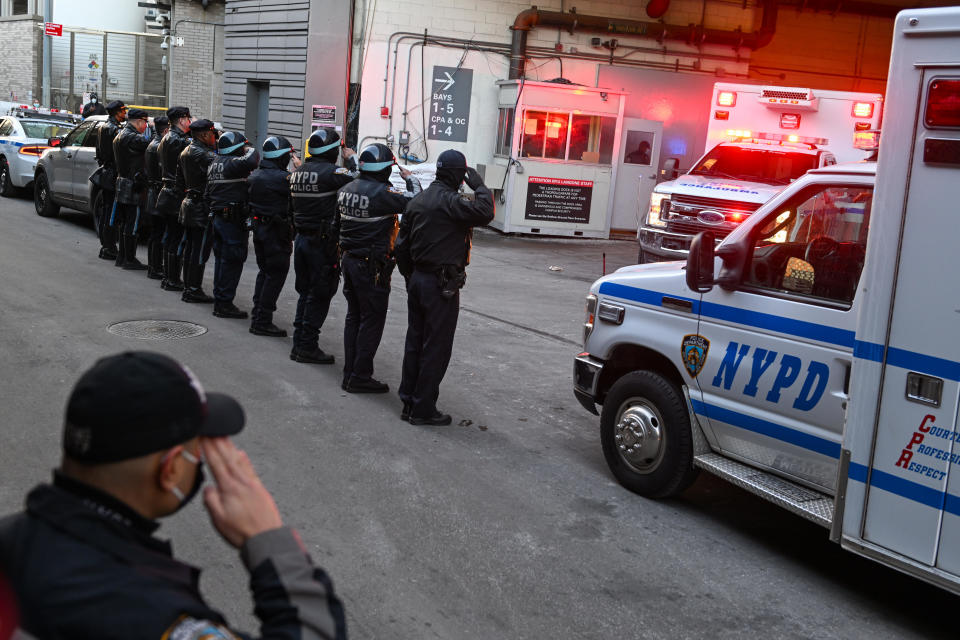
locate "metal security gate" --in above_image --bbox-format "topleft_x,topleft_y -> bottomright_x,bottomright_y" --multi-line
46,27 -> 166,113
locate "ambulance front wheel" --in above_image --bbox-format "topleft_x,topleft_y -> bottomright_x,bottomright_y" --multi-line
600,371 -> 699,498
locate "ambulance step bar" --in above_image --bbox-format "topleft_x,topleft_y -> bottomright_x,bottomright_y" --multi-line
693,453 -> 835,528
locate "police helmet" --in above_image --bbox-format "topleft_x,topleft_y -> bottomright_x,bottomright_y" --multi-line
307,128 -> 341,159
262,136 -> 292,163
358,143 -> 395,173
218,131 -> 248,155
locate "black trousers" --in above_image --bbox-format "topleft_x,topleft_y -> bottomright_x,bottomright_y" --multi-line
341,253 -> 390,383
398,269 -> 460,419
182,224 -> 213,267
117,202 -> 142,239
148,213 -> 166,251
162,214 -> 184,255
212,217 -> 249,304
251,217 -> 292,326
97,189 -> 117,250
293,233 -> 339,350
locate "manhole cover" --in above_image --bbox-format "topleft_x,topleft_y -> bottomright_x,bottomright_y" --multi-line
106,320 -> 207,341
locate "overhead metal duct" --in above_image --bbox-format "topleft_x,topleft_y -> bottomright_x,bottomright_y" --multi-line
508,1 -> 779,79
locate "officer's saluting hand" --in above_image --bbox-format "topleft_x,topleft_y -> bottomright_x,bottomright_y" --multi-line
0,351 -> 346,639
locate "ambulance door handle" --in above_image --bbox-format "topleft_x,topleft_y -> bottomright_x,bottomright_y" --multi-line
662,296 -> 692,313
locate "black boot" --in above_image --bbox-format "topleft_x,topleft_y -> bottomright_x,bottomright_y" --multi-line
400,402 -> 411,421
146,242 -> 164,280
114,228 -> 126,267
161,252 -> 184,291
345,377 -> 390,394
289,346 -> 335,364
120,236 -> 147,271
213,302 -> 249,319
250,321 -> 288,337
409,410 -> 452,426
181,264 -> 214,303
98,246 -> 118,260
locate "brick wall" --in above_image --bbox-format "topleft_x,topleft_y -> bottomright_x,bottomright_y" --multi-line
0,16 -> 41,103
171,0 -> 225,122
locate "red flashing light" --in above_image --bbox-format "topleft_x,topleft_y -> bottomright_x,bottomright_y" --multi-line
714,110 -> 729,120
852,102 -> 874,118
727,212 -> 743,223
925,79 -> 960,128
717,91 -> 736,107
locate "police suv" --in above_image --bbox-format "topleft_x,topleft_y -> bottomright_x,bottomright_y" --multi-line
575,6 -> 960,594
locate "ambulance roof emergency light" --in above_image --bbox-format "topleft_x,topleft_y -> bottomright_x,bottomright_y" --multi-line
727,130 -> 829,147
717,91 -> 737,107
852,102 -> 874,118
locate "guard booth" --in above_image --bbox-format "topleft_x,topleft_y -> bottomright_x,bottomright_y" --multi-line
484,81 -> 637,239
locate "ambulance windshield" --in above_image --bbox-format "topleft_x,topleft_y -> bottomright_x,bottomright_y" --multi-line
690,146 -> 818,185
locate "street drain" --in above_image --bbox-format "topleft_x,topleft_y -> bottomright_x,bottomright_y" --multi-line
106,320 -> 207,341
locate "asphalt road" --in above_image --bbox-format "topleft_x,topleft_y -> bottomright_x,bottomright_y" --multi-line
0,192 -> 955,639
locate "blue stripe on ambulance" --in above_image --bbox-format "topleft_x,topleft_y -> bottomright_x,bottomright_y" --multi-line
600,282 -> 960,514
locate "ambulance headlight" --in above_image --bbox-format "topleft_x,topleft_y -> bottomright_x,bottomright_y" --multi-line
584,294 -> 597,345
647,192 -> 670,228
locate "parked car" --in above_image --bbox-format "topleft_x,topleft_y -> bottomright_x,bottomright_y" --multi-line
33,115 -> 106,219
0,108 -> 79,197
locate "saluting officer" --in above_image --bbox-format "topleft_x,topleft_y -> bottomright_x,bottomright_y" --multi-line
156,106 -> 193,292
208,131 -> 259,320
288,128 -> 358,365
144,115 -> 169,280
111,108 -> 151,270
394,150 -> 494,425
247,136 -> 299,338
93,100 -> 126,261
337,143 -> 421,393
177,119 -> 218,304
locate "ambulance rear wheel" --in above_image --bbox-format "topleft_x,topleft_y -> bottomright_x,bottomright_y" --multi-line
600,371 -> 698,498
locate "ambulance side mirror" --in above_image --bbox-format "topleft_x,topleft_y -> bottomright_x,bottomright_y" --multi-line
660,158 -> 680,182
686,232 -> 715,293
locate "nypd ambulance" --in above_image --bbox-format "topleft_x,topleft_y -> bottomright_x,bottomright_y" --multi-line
574,6 -> 960,593
637,82 -> 882,263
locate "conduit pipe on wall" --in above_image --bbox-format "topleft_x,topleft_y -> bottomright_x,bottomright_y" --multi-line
508,1 -> 779,79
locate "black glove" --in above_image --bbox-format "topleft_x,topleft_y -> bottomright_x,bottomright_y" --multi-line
464,167 -> 484,191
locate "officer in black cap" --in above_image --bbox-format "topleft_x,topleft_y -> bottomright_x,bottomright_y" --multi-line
0,351 -> 346,639
208,131 -> 260,319
92,100 -> 126,261
247,135 -> 300,337
178,118 -> 218,303
111,108 -> 151,270
337,143 -> 421,393
156,106 -> 193,292
144,116 -> 169,280
288,128 -> 358,364
394,150 -> 494,425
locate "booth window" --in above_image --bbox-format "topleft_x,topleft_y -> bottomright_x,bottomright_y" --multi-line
521,110 -> 616,164
495,107 -> 514,156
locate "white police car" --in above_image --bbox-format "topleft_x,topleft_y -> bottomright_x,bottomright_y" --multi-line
0,107 -> 79,197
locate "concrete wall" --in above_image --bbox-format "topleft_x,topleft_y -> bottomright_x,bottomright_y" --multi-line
0,15 -> 41,103
171,0 -> 225,121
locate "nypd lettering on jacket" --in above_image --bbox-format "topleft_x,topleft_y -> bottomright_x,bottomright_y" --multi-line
291,167 -> 351,193
710,341 -> 829,411
338,190 -> 372,217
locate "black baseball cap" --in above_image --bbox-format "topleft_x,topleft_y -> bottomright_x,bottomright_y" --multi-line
436,149 -> 467,169
189,119 -> 215,133
63,351 -> 245,464
105,100 -> 125,113
167,106 -> 191,120
126,108 -> 149,120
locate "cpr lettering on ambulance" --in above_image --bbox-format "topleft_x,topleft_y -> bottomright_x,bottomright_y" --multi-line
894,414 -> 960,480
524,177 -> 593,224
428,66 -> 472,143
709,341 -> 830,411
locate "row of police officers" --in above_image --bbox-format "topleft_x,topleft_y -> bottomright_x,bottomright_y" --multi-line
89,103 -> 494,425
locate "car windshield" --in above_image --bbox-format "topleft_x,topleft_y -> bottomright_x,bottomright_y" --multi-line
20,120 -> 71,140
689,146 -> 819,185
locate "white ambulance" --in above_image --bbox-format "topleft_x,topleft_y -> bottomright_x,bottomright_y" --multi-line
574,6 -> 960,593
637,82 -> 882,263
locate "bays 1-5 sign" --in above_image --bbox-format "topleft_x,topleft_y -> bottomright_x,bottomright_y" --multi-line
428,66 -> 472,143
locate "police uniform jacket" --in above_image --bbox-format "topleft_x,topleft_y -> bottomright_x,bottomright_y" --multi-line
0,473 -> 346,639
396,180 -> 495,270
94,115 -> 122,168
207,146 -> 260,212
290,156 -> 358,234
178,139 -> 216,228
156,128 -> 192,215
145,133 -> 163,188
338,174 -> 421,257
113,122 -> 150,181
247,158 -> 291,220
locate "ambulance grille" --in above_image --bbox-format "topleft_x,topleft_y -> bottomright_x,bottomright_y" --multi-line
761,89 -> 812,101
664,195 -> 763,238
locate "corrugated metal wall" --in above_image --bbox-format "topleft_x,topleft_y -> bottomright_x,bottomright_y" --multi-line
222,0 -> 311,147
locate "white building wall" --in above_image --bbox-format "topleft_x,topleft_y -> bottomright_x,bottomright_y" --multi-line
53,0 -> 145,32
354,0 -> 755,166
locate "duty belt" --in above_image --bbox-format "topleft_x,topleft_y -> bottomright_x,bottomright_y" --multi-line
292,189 -> 338,198
340,213 -> 395,223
